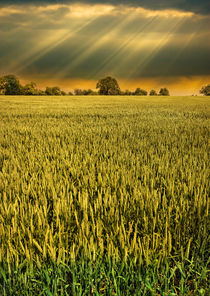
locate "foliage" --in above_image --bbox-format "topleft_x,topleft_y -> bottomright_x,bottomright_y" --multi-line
200,84 -> 210,96
0,257 -> 209,295
23,82 -> 39,95
0,74 -> 177,97
82,89 -> 98,96
0,75 -> 22,95
149,89 -> 158,96
74,88 -> 84,95
122,89 -> 133,95
96,76 -> 121,95
159,88 -> 170,96
74,89 -> 97,95
45,86 -> 64,96
134,88 -> 148,95
0,75 -> 68,96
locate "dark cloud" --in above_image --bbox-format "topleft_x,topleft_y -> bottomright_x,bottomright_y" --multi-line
11,29 -> 209,79
132,44 -> 210,78
0,0 -> 210,15
0,0 -> 209,83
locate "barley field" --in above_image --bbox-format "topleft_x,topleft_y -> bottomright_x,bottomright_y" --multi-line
0,96 -> 209,295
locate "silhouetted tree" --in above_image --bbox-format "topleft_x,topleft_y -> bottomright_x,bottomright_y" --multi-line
84,89 -> 98,95
149,89 -> 158,96
121,89 -> 132,95
45,86 -> 62,95
0,75 -> 22,95
23,82 -> 39,95
74,89 -> 83,95
52,86 -> 62,96
45,87 -> 53,95
96,76 -> 121,95
134,88 -> 147,96
89,90 -> 98,95
200,84 -> 210,96
0,77 -> 5,95
37,89 -> 45,96
159,88 -> 170,96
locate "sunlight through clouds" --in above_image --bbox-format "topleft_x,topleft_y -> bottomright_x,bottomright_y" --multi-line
124,17 -> 188,79
16,17 -> 99,74
0,1 -> 209,94
56,10 -> 138,79
93,13 -> 190,78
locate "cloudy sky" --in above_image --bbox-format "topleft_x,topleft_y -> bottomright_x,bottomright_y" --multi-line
0,0 -> 209,94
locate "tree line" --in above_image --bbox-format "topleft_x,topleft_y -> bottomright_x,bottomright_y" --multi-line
0,75 -> 169,96
0,74 -> 209,96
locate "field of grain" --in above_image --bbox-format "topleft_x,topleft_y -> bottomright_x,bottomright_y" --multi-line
0,96 -> 209,295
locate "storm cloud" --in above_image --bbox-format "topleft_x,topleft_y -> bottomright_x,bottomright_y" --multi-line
0,0 -> 210,15
0,1 -> 209,93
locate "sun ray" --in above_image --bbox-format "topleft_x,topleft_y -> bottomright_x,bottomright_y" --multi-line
55,11 -> 138,79
114,16 -> 189,80
3,30 -> 67,74
91,14 -> 160,78
0,2 -> 208,95
161,31 -> 197,77
14,15 -> 99,75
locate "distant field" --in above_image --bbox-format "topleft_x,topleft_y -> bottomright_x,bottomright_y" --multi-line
0,96 -> 209,295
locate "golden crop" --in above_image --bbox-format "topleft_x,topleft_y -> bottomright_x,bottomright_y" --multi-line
0,95 -> 209,269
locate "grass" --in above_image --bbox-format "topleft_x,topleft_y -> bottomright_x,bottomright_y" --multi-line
0,95 -> 209,295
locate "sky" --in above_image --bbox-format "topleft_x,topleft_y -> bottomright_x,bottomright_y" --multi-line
0,0 -> 210,95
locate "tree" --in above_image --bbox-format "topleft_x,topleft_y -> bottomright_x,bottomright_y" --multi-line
89,90 -> 98,96
52,86 -> 62,96
45,87 -> 53,95
96,76 -> 121,95
122,89 -> 132,96
134,88 -> 147,96
0,75 -> 22,95
149,89 -> 158,96
23,82 -> 39,95
45,86 -> 62,96
159,88 -> 170,96
0,77 -> 5,94
37,89 -> 45,96
83,89 -> 97,95
200,84 -> 210,96
74,89 -> 83,95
